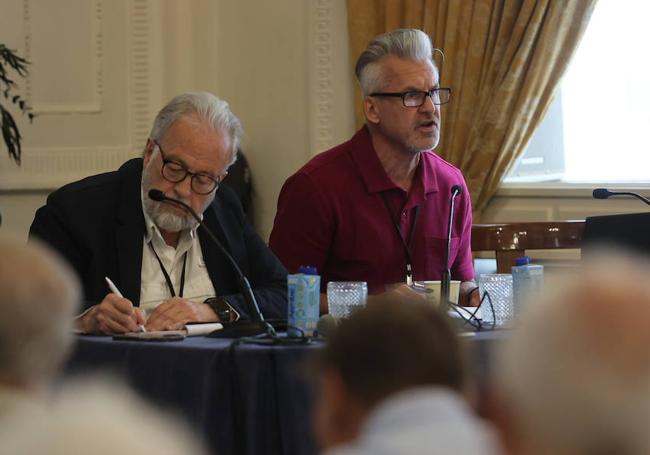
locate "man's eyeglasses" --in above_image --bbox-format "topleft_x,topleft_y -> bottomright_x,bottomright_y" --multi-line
152,140 -> 222,195
369,88 -> 452,107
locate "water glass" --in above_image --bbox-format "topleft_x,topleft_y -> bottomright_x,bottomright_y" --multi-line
327,281 -> 368,319
478,273 -> 513,327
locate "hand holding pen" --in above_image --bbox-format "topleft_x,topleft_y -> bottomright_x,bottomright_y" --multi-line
75,281 -> 146,335
104,277 -> 147,332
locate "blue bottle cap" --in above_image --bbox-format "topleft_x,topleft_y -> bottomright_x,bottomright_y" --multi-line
297,265 -> 318,275
515,256 -> 532,266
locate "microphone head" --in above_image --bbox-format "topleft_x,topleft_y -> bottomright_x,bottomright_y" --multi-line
148,189 -> 166,202
592,188 -> 612,200
451,185 -> 463,196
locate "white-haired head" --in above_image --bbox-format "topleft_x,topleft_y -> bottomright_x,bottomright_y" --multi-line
496,249 -> 650,454
0,377 -> 207,455
0,238 -> 80,387
149,92 -> 242,168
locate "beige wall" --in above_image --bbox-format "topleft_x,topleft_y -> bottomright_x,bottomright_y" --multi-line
0,0 -> 645,244
0,0 -> 355,241
482,185 -> 650,223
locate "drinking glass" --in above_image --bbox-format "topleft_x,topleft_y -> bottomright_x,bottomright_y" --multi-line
327,281 -> 368,319
478,273 -> 513,326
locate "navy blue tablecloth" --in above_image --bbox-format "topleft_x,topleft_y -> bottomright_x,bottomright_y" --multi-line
67,336 -> 324,455
66,330 -> 503,455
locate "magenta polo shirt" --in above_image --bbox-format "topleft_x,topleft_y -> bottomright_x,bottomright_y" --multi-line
269,126 -> 475,294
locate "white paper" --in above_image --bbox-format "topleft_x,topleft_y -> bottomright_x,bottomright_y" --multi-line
184,322 -> 223,336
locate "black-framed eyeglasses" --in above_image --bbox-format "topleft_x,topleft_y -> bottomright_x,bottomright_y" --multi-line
152,140 -> 222,195
369,88 -> 452,107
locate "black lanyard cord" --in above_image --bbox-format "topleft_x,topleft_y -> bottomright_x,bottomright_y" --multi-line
148,242 -> 187,298
380,194 -> 421,283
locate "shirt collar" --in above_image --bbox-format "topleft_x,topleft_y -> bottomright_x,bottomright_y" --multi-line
419,151 -> 440,195
349,125 -> 439,197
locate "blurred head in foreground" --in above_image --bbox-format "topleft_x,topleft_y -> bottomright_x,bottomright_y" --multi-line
0,377 -> 207,455
0,237 -> 80,390
314,298 -> 499,454
495,250 -> 650,455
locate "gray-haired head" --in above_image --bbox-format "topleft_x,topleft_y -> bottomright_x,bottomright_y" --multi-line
355,29 -> 437,95
0,377 -> 208,455
0,238 -> 80,387
149,92 -> 243,167
496,250 -> 650,454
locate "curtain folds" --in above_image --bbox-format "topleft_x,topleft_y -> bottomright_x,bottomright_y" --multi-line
347,0 -> 597,216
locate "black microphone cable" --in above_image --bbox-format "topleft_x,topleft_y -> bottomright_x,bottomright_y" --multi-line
446,289 -> 496,331
148,189 -> 310,345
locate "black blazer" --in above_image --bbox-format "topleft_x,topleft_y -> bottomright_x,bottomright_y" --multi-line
29,158 -> 287,320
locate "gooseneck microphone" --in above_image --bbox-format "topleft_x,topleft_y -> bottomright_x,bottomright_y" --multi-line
440,185 -> 462,310
593,188 -> 650,206
148,189 -> 274,338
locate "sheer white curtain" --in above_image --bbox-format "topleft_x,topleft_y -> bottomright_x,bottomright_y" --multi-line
563,0 -> 650,182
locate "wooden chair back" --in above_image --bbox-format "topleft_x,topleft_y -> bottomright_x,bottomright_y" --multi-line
471,221 -> 585,273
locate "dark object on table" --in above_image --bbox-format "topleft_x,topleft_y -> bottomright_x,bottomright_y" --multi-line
583,212 -> 650,256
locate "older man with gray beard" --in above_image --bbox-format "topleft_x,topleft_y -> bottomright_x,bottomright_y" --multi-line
30,92 -> 287,335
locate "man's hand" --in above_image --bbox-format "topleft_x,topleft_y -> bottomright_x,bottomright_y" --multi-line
145,297 -> 217,331
76,293 -> 146,335
460,281 -> 480,307
367,283 -> 428,305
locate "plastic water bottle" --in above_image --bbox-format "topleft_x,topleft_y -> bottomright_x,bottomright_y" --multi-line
511,256 -> 544,316
287,266 -> 320,338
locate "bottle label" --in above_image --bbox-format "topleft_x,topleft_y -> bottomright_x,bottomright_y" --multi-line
287,274 -> 320,337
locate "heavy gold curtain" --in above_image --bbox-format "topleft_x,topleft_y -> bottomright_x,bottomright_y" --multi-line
347,0 -> 596,216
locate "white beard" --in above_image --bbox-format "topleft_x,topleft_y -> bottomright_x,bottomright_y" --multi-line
142,195 -> 198,232
141,154 -> 203,233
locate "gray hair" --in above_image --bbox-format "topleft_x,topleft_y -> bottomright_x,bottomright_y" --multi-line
0,377 -> 207,454
355,29 -> 437,95
150,92 -> 243,167
496,251 -> 650,454
0,238 -> 80,386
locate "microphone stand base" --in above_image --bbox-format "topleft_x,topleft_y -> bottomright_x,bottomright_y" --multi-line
207,321 -> 269,338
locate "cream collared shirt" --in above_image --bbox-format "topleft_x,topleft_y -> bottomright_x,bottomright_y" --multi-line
140,207 -> 216,316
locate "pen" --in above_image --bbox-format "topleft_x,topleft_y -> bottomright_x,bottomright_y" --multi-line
104,277 -> 146,333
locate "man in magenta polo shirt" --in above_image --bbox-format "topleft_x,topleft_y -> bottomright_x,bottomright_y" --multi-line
270,29 -> 478,310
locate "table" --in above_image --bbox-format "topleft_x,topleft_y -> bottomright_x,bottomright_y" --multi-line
67,335 -> 324,455
66,331 -> 503,455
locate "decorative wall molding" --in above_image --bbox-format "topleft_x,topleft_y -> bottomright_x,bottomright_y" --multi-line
128,0 -> 161,152
22,0 -> 32,108
0,146 -> 134,190
0,0 -> 165,191
94,0 -> 104,100
309,0 -> 334,156
23,0 -> 103,114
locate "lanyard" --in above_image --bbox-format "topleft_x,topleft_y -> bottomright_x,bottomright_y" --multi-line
380,194 -> 421,285
148,242 -> 187,298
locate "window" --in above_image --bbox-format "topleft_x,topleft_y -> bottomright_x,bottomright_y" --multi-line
506,0 -> 650,184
